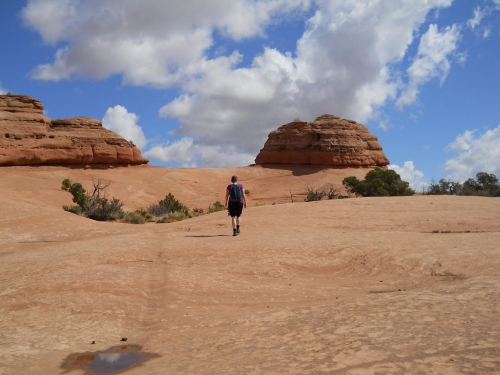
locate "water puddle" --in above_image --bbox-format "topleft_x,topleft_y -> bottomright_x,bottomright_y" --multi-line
61,345 -> 159,375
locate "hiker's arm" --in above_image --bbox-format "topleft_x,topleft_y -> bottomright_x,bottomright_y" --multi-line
224,189 -> 229,208
242,190 -> 247,208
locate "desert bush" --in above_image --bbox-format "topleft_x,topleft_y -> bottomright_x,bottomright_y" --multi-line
61,179 -> 88,208
305,185 -> 325,201
207,201 -> 225,213
61,179 -> 125,221
147,203 -> 170,216
244,189 -> 250,195
426,179 -> 462,195
458,172 -> 499,197
160,193 -> 190,215
122,212 -> 146,224
155,210 -> 192,223
324,183 -> 340,199
342,168 -> 415,197
63,205 -> 83,215
193,207 -> 204,215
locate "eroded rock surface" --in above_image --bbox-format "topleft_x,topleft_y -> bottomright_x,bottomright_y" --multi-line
0,94 -> 148,166
255,114 -> 389,167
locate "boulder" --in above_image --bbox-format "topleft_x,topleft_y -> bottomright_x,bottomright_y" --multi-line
255,114 -> 389,167
0,94 -> 148,166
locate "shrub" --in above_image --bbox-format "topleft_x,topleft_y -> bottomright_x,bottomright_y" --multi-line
61,179 -> 125,221
244,189 -> 250,195
342,168 -> 415,197
324,183 -> 340,199
160,193 -> 190,215
458,172 -> 499,197
63,205 -> 83,215
426,179 -> 462,195
305,185 -> 325,202
61,179 -> 88,208
207,201 -> 225,213
122,212 -> 146,224
193,207 -> 204,215
147,203 -> 170,216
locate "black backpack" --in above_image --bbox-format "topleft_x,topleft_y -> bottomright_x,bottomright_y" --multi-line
229,184 -> 242,202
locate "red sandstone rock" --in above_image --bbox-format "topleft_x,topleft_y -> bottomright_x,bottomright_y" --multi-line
255,114 -> 389,167
0,94 -> 148,166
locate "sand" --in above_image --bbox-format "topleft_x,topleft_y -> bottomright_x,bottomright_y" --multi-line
0,165 -> 499,374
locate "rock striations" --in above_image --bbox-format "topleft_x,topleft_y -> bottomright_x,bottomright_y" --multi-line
255,114 -> 389,168
0,94 -> 148,166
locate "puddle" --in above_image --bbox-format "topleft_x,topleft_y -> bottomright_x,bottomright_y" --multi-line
61,345 -> 159,375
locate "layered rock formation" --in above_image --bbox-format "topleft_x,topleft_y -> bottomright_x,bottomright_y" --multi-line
255,114 -> 389,167
0,94 -> 148,166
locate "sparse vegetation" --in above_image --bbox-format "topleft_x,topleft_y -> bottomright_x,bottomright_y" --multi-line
305,185 -> 325,202
425,172 -> 500,197
207,201 -> 225,213
244,189 -> 250,195
342,168 -> 415,197
62,178 -> 126,221
304,183 -> 343,202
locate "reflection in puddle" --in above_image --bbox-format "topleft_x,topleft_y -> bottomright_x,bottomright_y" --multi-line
61,345 -> 158,375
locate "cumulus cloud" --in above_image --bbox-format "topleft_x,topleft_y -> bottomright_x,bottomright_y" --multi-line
397,23 -> 461,108
23,0 -> 457,166
143,138 -> 255,167
102,105 -> 147,150
389,161 -> 427,191
0,82 -> 7,95
444,125 -> 500,181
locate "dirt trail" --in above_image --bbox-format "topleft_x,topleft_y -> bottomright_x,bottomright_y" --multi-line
0,165 -> 499,374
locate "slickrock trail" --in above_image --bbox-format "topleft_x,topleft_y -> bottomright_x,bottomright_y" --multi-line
1,165 -> 499,374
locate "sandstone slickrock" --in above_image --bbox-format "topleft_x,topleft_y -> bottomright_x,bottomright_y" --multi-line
0,94 -> 148,166
255,114 -> 389,167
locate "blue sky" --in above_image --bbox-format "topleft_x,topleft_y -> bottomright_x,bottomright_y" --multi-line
1,0 -> 499,187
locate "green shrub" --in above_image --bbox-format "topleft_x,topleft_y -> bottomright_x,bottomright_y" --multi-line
193,207 -> 204,215
207,201 -> 225,213
457,172 -> 499,197
147,203 -> 170,216
61,179 -> 88,208
426,179 -> 462,195
342,168 -> 415,197
244,189 -> 250,195
160,193 -> 190,215
61,179 -> 125,222
63,205 -> 83,215
122,212 -> 146,224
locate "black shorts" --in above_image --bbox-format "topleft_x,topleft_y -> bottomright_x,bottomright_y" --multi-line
228,201 -> 243,217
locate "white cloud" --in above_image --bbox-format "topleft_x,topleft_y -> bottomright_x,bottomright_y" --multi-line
389,161 -> 427,191
144,137 -> 255,167
0,82 -> 7,95
102,105 -> 147,150
444,125 -> 500,181
397,23 -> 461,108
467,7 -> 487,30
23,0 -> 457,166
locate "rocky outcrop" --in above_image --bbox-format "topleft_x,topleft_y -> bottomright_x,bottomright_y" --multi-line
255,114 -> 389,167
0,94 -> 148,166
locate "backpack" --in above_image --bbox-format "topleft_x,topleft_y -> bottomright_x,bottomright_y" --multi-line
229,184 -> 243,202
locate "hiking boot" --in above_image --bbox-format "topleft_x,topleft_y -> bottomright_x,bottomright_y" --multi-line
233,230 -> 238,236
236,227 -> 240,234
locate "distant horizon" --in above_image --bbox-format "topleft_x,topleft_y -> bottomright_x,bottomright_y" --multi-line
1,0 -> 499,188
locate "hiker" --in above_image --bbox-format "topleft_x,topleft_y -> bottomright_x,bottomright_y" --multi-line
225,175 -> 247,236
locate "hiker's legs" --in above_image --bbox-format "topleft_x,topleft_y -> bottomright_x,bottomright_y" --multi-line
231,216 -> 237,229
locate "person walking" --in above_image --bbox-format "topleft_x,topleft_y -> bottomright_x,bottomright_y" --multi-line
225,175 -> 247,236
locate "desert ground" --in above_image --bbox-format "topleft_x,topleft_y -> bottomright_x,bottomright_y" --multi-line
1,164 -> 499,374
